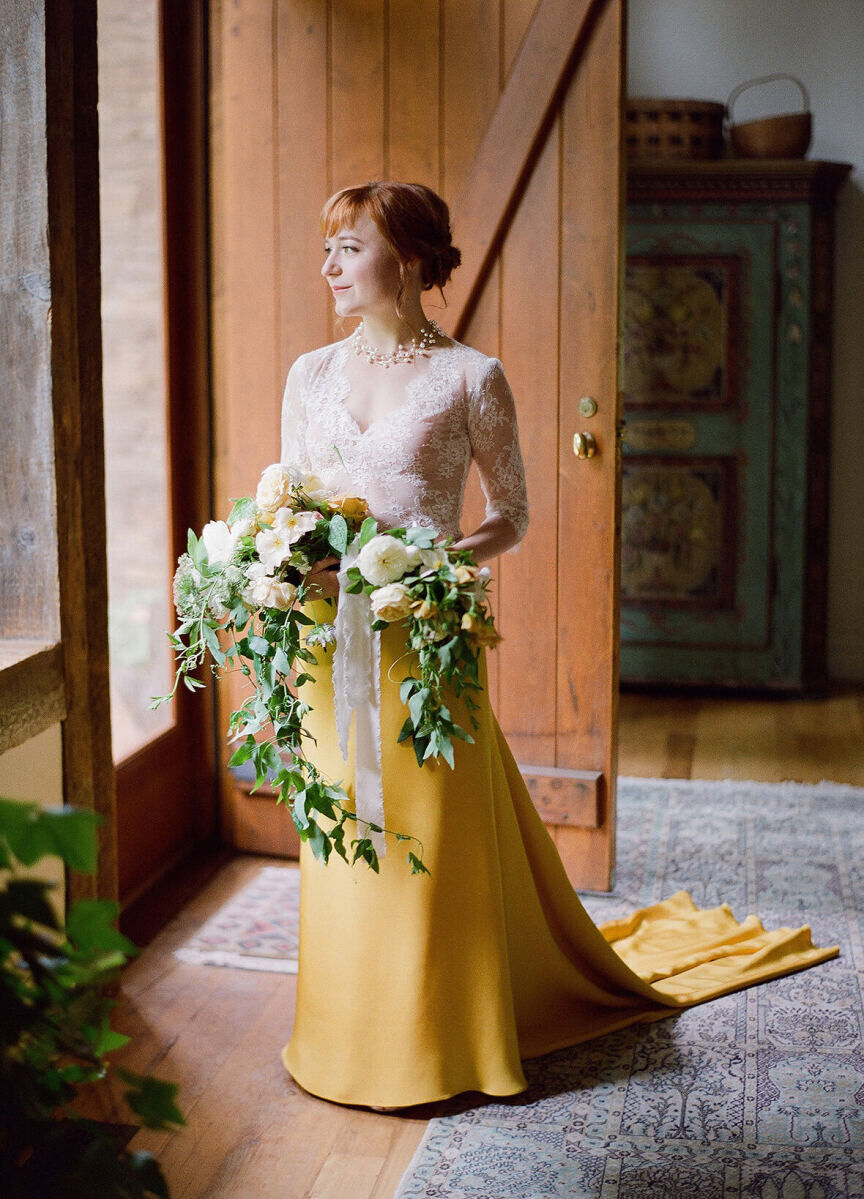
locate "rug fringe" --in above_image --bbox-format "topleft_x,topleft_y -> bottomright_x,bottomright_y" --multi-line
174,948 -> 298,974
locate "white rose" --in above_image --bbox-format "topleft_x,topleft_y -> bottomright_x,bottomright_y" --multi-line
255,508 -> 320,570
256,463 -> 301,512
201,520 -> 237,565
369,582 -> 414,622
356,534 -> 412,586
404,544 -> 422,567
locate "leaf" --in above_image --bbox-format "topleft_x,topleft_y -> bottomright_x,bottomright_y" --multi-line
4,878 -> 60,929
248,635 -> 270,655
408,852 -> 430,876
405,526 -> 437,547
201,622 -> 225,665
272,646 -> 292,675
228,738 -> 255,767
358,516 -> 379,546
407,687 -> 431,727
84,1018 -> 131,1055
399,678 -> 417,705
0,801 -> 100,872
118,1069 -> 186,1130
396,717 -> 415,744
327,512 -> 349,554
227,494 -> 257,524
65,900 -> 137,957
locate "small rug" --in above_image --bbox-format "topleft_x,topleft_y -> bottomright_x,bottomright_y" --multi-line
396,777 -> 864,1199
175,864 -> 300,973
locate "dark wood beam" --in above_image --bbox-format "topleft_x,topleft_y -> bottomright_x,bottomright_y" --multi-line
45,0 -> 117,903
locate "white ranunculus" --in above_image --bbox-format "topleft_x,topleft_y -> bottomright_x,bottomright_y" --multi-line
201,520 -> 237,565
229,516 -> 257,538
419,545 -> 451,573
356,534 -> 412,586
243,562 -> 297,612
256,463 -> 302,512
404,544 -> 422,567
369,582 -> 413,622
259,577 -> 298,611
255,508 -> 320,570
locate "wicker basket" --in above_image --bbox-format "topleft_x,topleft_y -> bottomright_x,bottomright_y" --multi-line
626,98 -> 725,161
725,75 -> 812,159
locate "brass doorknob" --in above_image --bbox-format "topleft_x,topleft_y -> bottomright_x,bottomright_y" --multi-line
572,431 -> 597,459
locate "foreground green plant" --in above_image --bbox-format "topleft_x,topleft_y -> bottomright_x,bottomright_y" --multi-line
0,797 -> 185,1197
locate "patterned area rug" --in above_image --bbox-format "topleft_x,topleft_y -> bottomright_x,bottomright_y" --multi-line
396,777 -> 864,1199
175,864 -> 300,973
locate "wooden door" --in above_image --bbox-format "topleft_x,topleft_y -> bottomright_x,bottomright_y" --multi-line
210,0 -> 625,889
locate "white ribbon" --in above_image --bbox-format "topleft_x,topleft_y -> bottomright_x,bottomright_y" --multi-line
332,541 -> 385,857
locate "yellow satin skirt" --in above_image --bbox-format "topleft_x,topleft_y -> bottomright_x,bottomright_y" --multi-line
281,607 -> 837,1108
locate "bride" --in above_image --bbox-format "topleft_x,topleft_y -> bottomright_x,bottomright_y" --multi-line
278,180 -> 835,1110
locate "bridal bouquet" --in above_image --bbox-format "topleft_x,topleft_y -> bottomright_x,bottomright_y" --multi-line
154,464 -> 500,875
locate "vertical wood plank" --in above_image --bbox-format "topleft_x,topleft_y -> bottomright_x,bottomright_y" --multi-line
276,0 -> 331,375
502,0 -> 539,80
210,0 -> 281,849
210,0 -> 280,500
441,0 -> 500,199
45,0 -> 117,902
330,0 -> 386,185
496,120 -> 560,763
442,0 -> 502,704
554,0 -> 623,888
388,0 -> 440,185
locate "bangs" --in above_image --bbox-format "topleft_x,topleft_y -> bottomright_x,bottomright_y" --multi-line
320,187 -> 376,239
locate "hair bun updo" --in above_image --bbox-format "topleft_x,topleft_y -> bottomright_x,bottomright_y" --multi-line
321,180 -> 462,307
425,243 -> 462,292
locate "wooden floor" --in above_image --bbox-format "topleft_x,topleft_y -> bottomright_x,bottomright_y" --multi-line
85,687 -> 864,1198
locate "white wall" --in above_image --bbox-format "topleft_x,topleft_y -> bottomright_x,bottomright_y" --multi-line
0,725 -> 65,915
628,0 -> 864,680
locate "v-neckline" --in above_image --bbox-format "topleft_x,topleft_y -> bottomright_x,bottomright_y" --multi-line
332,339 -> 444,437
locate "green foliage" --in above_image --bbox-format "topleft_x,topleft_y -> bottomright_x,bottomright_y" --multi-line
0,800 -> 185,1197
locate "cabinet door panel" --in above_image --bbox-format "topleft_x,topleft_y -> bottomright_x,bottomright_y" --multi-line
621,207 -> 809,687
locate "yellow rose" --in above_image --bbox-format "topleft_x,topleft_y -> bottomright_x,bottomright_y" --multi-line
412,598 -> 439,620
454,564 -> 481,586
369,582 -> 414,622
330,495 -> 369,521
461,611 -> 501,648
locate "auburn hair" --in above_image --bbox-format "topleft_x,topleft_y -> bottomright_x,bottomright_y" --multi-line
320,180 -> 461,314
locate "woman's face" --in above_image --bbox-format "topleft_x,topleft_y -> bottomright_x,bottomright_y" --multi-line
321,213 -> 403,321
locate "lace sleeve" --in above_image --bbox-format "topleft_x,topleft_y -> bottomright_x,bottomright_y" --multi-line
467,358 -> 529,544
280,355 -> 312,470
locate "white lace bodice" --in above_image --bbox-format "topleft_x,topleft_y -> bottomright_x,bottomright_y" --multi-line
279,336 -> 529,543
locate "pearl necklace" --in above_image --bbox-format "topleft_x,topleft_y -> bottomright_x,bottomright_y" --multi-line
352,319 -> 443,368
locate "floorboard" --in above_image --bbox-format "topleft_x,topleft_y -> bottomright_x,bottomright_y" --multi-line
83,687 -> 864,1197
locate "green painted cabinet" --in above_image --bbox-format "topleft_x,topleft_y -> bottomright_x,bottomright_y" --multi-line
620,161 -> 850,689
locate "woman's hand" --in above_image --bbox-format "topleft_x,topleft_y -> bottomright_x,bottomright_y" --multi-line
305,555 -> 341,600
